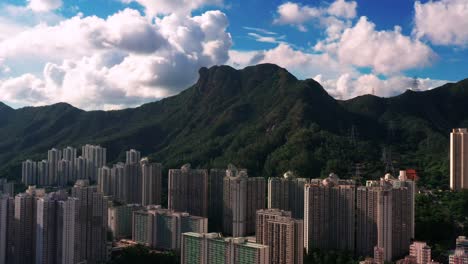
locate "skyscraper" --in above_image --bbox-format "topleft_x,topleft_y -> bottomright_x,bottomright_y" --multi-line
304,174 -> 355,254
56,197 -> 81,264
168,164 -> 209,217
111,163 -> 126,203
48,148 -> 62,186
62,146 -> 77,180
108,204 -> 143,240
35,191 -> 68,264
256,209 -> 303,264
57,159 -> 73,186
181,233 -> 270,264
141,159 -> 162,206
208,168 -> 227,231
268,172 -> 308,219
74,156 -> 89,181
223,169 -> 266,237
37,161 -> 49,187
14,186 -> 46,264
132,206 -> 208,250
126,149 -> 141,164
81,145 -> 106,181
22,160 -> 37,186
0,194 -> 14,264
71,180 -> 108,263
356,175 -> 412,262
124,162 -> 141,204
450,128 -> 468,190
98,166 -> 113,197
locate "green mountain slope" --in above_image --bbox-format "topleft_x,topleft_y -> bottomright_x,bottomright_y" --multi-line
0,64 -> 465,188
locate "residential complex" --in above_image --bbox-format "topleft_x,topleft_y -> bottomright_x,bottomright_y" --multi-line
132,205 -> 208,250
181,232 -> 269,264
449,236 -> 468,264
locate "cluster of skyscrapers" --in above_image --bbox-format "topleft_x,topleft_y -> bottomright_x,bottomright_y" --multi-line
22,145 -> 106,186
10,142 -> 424,264
0,181 -> 108,264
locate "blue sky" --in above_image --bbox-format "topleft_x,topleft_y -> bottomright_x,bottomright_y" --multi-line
0,0 -> 467,109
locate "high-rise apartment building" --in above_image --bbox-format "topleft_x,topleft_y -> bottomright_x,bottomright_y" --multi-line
47,148 -> 62,186
74,156 -> 89,181
57,159 -> 73,186
208,168 -> 227,231
0,194 -> 14,264
108,204 -> 143,240
181,233 -> 270,264
71,180 -> 108,264
0,179 -> 14,197
304,174 -> 356,254
223,169 -> 265,237
98,166 -> 113,197
132,206 -> 208,250
56,197 -> 81,264
356,176 -> 412,262
81,145 -> 106,181
37,161 -> 49,187
14,186 -> 46,264
111,163 -> 125,203
35,191 -> 68,264
126,149 -> 141,164
124,163 -> 141,204
141,159 -> 162,206
168,164 -> 209,217
62,146 -> 77,180
22,160 -> 37,186
268,172 -> 308,219
451,128 -> 468,190
256,209 -> 303,264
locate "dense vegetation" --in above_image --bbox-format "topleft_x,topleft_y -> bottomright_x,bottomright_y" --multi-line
1,64 -> 467,190
415,190 -> 468,263
107,245 -> 179,264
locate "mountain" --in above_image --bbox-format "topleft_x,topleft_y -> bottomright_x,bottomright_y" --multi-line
0,64 -> 466,188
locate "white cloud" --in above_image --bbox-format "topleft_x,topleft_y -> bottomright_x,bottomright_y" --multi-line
316,17 -> 436,74
27,0 -> 62,12
247,32 -> 286,44
243,27 -> 277,35
328,0 -> 357,19
228,43 -> 357,80
0,9 -> 232,109
317,74 -> 450,99
273,0 -> 357,31
273,2 -> 321,31
414,0 -> 468,46
120,0 -> 222,16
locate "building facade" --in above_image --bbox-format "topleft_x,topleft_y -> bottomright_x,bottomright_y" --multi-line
168,164 -> 209,217
450,128 -> 468,190
267,172 -> 308,219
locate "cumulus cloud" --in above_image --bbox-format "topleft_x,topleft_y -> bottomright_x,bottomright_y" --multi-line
315,17 -> 436,74
0,9 -> 232,109
414,0 -> 468,46
228,43 -> 357,80
28,0 -> 62,12
274,0 -> 356,31
327,0 -> 357,19
316,74 -> 450,99
121,0 -> 222,16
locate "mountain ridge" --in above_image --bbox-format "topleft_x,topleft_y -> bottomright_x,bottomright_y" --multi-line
0,64 -> 465,188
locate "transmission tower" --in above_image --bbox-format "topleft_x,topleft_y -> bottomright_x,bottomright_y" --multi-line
410,76 -> 420,91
